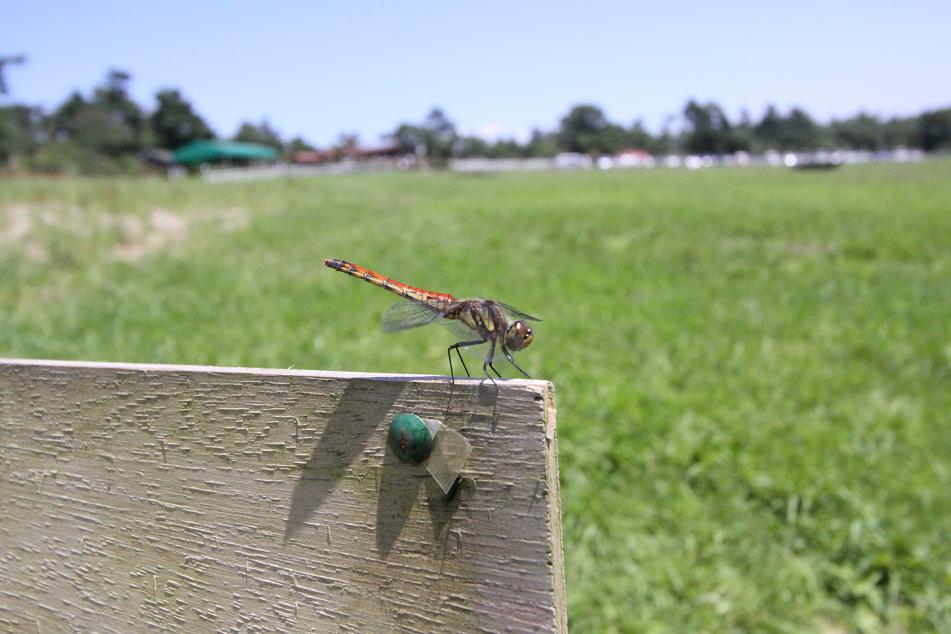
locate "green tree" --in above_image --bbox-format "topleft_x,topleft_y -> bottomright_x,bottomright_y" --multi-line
830,113 -> 882,150
753,105 -> 783,149
525,129 -> 560,157
0,105 -> 42,165
234,120 -> 283,150
90,69 -> 146,154
558,104 -> 619,154
599,123 -> 628,154
284,135 -> 316,161
393,123 -> 427,155
682,100 -> 733,154
150,89 -> 214,149
784,108 -> 820,149
650,115 -> 679,155
881,116 -> 917,148
44,71 -> 147,158
422,107 -> 457,163
917,108 -> 951,151
484,138 -> 526,159
392,107 -> 458,165
455,135 -> 489,158
286,136 -> 315,154
46,92 -> 87,141
729,110 -> 754,153
753,105 -> 822,151
73,107 -> 138,155
625,120 -> 654,151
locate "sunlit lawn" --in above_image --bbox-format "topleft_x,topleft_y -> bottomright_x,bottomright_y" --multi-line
2,162 -> 950,631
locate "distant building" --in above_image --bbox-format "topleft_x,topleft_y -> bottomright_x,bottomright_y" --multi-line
173,140 -> 278,166
292,149 -> 336,165
293,141 -> 410,166
355,142 -> 406,160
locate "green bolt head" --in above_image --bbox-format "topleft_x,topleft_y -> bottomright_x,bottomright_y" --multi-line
388,412 -> 434,464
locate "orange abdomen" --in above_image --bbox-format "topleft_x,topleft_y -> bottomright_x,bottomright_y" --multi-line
323,258 -> 457,303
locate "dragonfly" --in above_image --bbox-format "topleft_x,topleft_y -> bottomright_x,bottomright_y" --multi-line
324,258 -> 540,384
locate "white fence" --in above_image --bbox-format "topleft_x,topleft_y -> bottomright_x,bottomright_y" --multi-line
191,149 -> 928,182
450,148 -> 926,174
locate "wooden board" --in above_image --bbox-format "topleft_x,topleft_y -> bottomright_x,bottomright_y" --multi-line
0,358 -> 565,633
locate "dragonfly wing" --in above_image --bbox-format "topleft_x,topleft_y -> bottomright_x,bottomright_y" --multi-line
497,301 -> 542,322
439,318 -> 482,341
382,301 -> 445,332
440,319 -> 490,358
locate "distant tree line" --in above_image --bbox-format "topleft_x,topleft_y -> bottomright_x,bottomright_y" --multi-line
433,101 -> 951,165
1,68 -> 949,175
0,69 -> 313,175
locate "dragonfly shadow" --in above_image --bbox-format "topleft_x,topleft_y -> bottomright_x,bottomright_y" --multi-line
283,379 -> 405,544
426,477 -> 473,564
444,379 -> 499,418
376,446 -> 471,559
375,443 -> 426,557
282,374 -> 475,559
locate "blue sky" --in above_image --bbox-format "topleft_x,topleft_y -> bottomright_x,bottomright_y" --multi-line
4,1 -> 949,147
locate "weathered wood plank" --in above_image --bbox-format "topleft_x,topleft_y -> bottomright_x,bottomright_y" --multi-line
0,358 -> 565,633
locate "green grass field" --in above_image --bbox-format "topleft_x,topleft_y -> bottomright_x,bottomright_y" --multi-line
2,162 -> 950,631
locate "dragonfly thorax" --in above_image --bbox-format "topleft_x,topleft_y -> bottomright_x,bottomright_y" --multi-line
504,320 -> 534,351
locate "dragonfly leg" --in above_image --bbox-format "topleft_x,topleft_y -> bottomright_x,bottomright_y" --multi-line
486,342 -> 503,379
448,346 -> 468,381
501,344 -> 532,378
448,339 -> 485,382
482,340 -> 500,390
452,348 -> 467,380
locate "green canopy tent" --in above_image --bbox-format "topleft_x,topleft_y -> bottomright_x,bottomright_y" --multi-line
173,140 -> 278,165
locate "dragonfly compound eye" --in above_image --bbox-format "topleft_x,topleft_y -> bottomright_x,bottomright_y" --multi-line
506,320 -> 534,351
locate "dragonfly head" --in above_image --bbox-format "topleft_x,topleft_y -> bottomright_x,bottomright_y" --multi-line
504,320 -> 534,352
